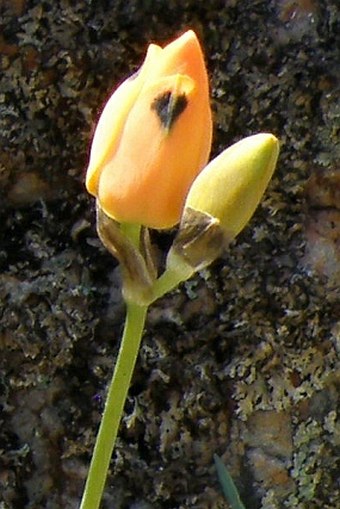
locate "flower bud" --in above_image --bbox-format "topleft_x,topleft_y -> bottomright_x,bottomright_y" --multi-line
185,133 -> 279,239
167,133 -> 279,273
86,30 -> 212,229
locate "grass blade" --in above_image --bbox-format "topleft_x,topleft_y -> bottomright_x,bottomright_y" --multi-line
214,454 -> 246,509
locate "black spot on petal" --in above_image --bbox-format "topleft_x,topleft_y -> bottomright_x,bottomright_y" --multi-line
151,91 -> 188,131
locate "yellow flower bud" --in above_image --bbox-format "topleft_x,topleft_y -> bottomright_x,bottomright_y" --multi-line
165,133 -> 279,276
185,133 -> 279,239
86,30 -> 212,229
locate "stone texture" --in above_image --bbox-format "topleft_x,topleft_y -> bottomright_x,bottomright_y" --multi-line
0,1 -> 339,508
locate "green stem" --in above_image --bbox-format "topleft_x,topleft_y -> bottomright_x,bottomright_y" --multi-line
80,303 -> 148,509
150,264 -> 194,304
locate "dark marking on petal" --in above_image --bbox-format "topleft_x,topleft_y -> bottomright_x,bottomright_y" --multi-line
151,91 -> 188,131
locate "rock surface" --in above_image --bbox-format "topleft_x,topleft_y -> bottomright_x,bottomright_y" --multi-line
1,1 -> 339,508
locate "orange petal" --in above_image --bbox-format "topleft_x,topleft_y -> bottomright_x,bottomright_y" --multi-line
86,30 -> 212,229
86,44 -> 162,195
98,74 -> 203,228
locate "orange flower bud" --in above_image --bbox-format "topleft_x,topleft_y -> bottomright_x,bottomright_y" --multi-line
86,30 -> 212,229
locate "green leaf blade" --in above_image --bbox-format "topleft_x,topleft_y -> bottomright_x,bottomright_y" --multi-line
214,454 -> 247,509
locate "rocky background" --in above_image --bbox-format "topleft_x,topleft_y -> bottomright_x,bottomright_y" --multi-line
0,1 -> 339,508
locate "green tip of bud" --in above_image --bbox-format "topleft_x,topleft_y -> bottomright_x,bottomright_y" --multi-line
185,133 -> 279,239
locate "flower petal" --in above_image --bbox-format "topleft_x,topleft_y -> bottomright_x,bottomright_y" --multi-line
98,74 -> 204,228
86,43 -> 162,195
86,30 -> 212,229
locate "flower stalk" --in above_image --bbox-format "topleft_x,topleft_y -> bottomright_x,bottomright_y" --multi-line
80,303 -> 148,509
